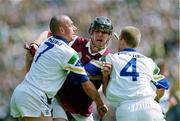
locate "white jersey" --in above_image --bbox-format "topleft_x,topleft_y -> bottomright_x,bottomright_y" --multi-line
106,48 -> 159,107
25,36 -> 88,98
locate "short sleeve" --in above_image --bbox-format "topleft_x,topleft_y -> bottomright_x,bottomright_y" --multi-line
62,47 -> 89,83
151,61 -> 169,89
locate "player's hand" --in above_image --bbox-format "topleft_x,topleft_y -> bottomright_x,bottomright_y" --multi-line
101,62 -> 112,95
97,104 -> 108,119
24,42 -> 39,56
101,62 -> 112,76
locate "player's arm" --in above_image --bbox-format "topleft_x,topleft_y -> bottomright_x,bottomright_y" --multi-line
98,55 -> 112,95
32,31 -> 50,45
65,67 -> 108,118
151,74 -> 169,102
81,80 -> 108,118
84,59 -> 103,80
24,31 -> 50,72
83,56 -> 111,81
64,53 -> 108,118
151,64 -> 169,102
102,62 -> 112,95
154,88 -> 165,103
25,51 -> 34,72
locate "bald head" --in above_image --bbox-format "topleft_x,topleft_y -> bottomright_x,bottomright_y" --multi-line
119,26 -> 141,48
49,15 -> 76,42
49,15 -> 71,35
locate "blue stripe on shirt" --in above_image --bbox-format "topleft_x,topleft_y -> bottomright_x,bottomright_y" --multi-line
84,60 -> 102,76
151,78 -> 169,89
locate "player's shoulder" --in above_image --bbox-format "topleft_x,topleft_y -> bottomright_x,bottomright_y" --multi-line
108,52 -> 119,57
58,44 -> 77,60
48,36 -> 76,56
69,36 -> 89,46
135,52 -> 156,66
105,52 -> 116,62
75,36 -> 90,44
70,36 -> 90,51
138,52 -> 154,62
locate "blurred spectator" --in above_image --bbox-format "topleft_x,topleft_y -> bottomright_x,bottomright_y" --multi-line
166,78 -> 180,121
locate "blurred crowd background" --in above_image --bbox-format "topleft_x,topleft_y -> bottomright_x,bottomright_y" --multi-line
0,0 -> 179,121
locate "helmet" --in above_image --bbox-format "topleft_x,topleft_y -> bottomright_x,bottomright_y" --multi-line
89,16 -> 113,34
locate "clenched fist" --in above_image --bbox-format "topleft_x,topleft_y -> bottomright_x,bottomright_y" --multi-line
97,104 -> 108,119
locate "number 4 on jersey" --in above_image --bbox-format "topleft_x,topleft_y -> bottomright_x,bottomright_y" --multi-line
120,58 -> 139,81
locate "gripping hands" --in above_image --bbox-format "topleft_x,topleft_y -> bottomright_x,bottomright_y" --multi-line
24,42 -> 39,56
97,104 -> 108,119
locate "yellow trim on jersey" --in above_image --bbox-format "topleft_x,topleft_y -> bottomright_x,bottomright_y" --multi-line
64,65 -> 86,75
153,74 -> 164,82
91,60 -> 102,68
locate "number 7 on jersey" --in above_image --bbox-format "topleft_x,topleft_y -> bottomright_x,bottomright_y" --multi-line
35,42 -> 54,63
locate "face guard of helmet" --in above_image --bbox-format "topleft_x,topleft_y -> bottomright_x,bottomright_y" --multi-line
89,16 -> 113,35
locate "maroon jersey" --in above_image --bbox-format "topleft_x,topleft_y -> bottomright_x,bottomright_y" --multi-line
57,36 -> 110,116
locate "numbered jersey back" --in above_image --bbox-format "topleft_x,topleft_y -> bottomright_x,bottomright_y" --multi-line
25,36 -> 77,98
106,51 -> 156,106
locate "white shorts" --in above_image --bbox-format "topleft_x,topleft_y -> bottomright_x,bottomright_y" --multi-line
10,81 -> 51,118
52,98 -> 67,120
116,98 -> 165,121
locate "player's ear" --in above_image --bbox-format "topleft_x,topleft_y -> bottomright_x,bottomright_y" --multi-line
59,26 -> 65,34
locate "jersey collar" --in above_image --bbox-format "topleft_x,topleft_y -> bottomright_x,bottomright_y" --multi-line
120,48 -> 136,52
53,35 -> 69,45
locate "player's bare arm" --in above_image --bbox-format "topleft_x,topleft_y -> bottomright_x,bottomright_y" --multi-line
155,88 -> 165,103
34,31 -> 49,45
24,31 -> 49,72
102,62 -> 112,95
151,74 -> 169,103
81,80 -> 108,118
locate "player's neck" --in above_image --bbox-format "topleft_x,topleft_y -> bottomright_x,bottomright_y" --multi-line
90,45 -> 99,53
